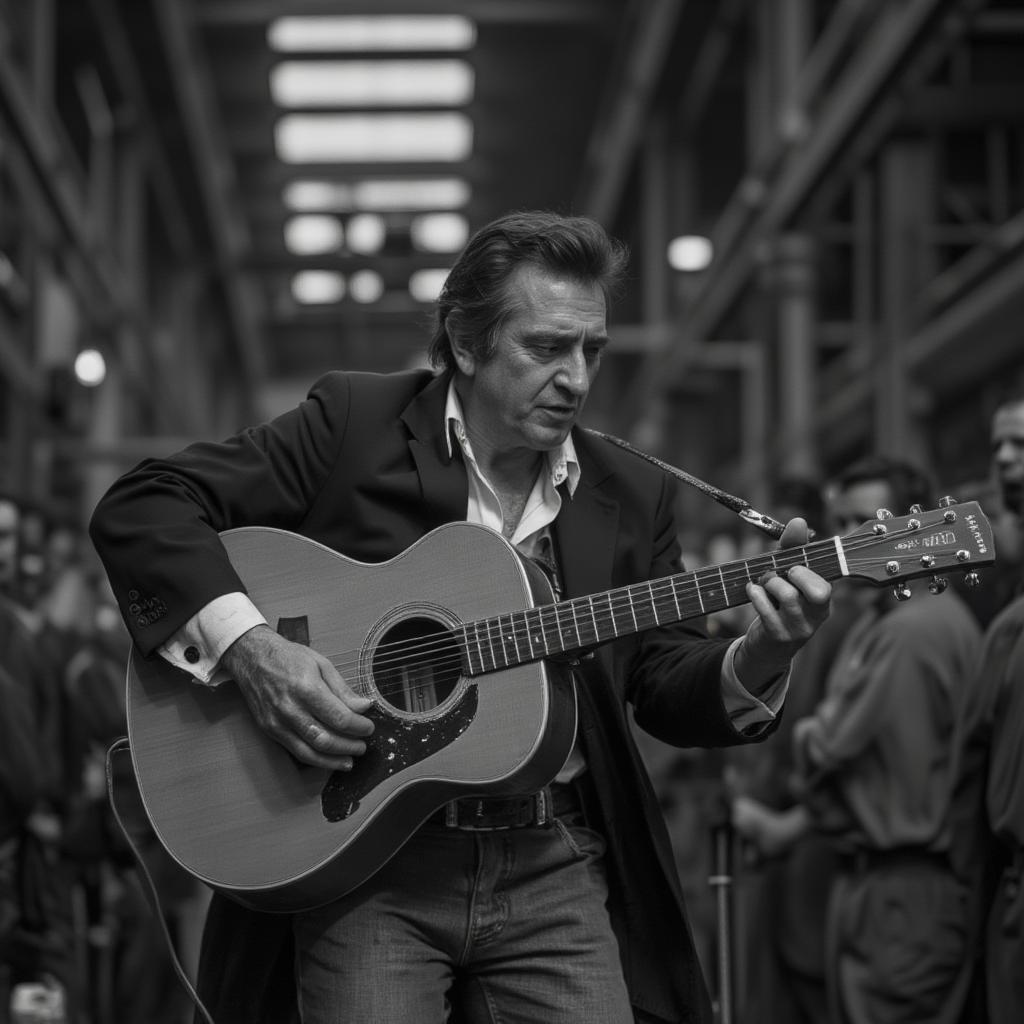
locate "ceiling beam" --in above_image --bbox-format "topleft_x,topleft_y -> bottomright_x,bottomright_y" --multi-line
152,0 -> 267,396
196,1 -> 612,26
576,0 -> 687,225
618,0 -> 974,428
86,0 -> 193,257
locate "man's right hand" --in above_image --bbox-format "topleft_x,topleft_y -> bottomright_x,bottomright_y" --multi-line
220,624 -> 375,769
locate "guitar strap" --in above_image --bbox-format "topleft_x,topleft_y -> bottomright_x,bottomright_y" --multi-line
585,429 -> 797,540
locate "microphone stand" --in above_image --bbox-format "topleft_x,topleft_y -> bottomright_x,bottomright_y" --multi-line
708,793 -> 737,1024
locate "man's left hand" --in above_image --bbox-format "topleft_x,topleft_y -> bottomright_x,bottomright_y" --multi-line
733,517 -> 832,695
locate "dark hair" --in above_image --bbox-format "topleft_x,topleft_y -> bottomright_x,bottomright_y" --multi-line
427,210 -> 629,372
835,455 -> 935,514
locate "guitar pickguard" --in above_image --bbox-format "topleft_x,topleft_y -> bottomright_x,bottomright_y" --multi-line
320,685 -> 479,822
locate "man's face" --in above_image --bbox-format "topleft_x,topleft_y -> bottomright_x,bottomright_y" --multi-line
453,264 -> 608,458
992,401 -> 1024,517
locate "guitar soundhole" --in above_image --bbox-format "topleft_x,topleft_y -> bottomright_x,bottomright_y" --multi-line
371,617 -> 462,715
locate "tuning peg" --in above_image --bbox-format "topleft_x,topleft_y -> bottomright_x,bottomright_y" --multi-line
876,508 -> 894,519
909,504 -> 923,515
963,571 -> 981,589
939,495 -> 958,508
928,576 -> 949,595
892,584 -> 913,601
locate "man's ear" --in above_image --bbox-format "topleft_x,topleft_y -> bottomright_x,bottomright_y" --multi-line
447,314 -> 476,376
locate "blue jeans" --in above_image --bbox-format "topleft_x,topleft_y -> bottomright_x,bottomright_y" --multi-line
293,810 -> 633,1024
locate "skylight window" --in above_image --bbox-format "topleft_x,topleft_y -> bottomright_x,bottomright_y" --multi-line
275,113 -> 473,163
268,16 -> 476,53
410,213 -> 469,253
283,215 -> 344,255
409,268 -> 450,303
270,60 -> 474,108
292,271 -> 345,304
349,269 -> 386,304
283,178 -> 471,213
346,214 -> 387,255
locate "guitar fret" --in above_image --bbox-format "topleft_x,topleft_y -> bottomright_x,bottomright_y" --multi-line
569,600 -> 583,648
524,610 -> 536,660
648,583 -> 660,626
464,626 -> 479,675
472,623 -> 487,674
496,614 -> 510,668
552,602 -> 565,653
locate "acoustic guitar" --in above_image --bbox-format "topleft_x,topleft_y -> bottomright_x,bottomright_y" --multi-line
126,501 -> 994,912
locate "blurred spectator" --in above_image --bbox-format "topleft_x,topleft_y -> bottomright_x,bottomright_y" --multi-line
949,394 -> 1024,1024
726,475 -> 851,1024
732,457 -> 982,1024
0,493 -> 79,1020
0,494 -> 197,1022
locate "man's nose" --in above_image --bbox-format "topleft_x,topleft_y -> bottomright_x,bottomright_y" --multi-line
994,440 -> 1020,466
556,350 -> 589,393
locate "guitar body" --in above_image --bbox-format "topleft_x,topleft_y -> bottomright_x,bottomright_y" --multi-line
127,523 -> 577,912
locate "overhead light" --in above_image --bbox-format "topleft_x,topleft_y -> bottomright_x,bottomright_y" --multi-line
667,235 -> 714,272
292,271 -> 345,304
284,215 -> 344,254
410,213 -> 469,253
357,178 -> 470,211
275,113 -> 473,163
74,348 -> 106,387
347,213 -> 387,254
270,60 -> 474,108
349,269 -> 386,304
268,16 -> 476,53
283,181 -> 350,211
409,268 -> 450,303
284,178 -> 470,213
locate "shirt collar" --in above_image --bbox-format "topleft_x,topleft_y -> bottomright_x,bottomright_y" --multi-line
443,380 -> 580,496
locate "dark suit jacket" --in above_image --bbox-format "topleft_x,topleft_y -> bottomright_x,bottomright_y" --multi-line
90,368 -> 764,1024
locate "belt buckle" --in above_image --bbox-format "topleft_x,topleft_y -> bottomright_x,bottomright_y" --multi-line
443,791 -> 551,831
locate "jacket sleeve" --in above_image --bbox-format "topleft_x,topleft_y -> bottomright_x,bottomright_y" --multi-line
89,373 -> 350,655
624,474 -> 744,748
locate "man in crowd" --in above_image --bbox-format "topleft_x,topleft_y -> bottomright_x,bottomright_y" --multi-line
732,456 -> 982,1024
950,393 -> 1024,1024
90,211 -> 832,1024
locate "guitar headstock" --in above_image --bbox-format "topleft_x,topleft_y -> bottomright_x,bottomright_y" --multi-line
837,499 -> 995,592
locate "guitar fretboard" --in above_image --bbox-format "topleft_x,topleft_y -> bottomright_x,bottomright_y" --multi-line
459,540 -> 844,675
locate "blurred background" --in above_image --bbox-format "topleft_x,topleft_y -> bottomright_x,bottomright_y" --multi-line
1,0 -> 1023,527
3,1 -> 1024,1021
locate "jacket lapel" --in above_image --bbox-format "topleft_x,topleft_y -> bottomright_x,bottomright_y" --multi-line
554,449 -> 620,600
400,372 -> 468,525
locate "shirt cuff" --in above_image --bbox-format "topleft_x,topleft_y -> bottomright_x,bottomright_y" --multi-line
157,592 -> 267,685
720,636 -> 790,734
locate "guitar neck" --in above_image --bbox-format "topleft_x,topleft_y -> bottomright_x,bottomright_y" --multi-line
460,537 -> 844,675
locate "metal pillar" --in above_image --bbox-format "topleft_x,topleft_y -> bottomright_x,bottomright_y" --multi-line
773,234 -> 819,480
875,140 -> 937,463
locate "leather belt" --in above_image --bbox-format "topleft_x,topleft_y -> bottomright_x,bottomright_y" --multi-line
431,783 -> 580,831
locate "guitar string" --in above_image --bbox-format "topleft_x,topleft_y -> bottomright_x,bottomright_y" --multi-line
347,525 -> 939,673
291,524 -> 969,701
331,536 -> 946,696
319,528 -> 962,692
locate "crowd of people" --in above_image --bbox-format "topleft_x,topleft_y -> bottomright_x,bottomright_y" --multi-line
694,401 -> 1024,1024
0,493 -> 201,1024
2,210 -> 1023,1024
